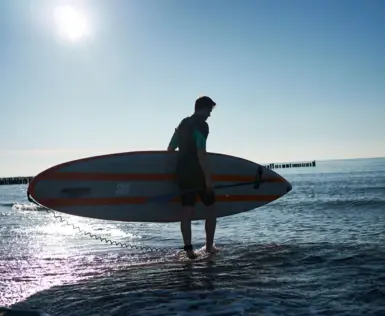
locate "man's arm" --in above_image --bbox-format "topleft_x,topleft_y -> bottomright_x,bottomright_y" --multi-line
167,128 -> 178,151
193,125 -> 211,184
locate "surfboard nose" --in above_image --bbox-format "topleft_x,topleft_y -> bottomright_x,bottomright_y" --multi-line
287,182 -> 292,193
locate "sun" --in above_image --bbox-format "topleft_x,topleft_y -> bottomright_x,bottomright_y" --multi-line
54,5 -> 89,41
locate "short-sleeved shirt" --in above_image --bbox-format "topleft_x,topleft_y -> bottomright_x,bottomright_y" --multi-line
169,114 -> 213,195
174,114 -> 209,164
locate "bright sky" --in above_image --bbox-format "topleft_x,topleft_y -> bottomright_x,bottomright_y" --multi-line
1,0 -> 384,177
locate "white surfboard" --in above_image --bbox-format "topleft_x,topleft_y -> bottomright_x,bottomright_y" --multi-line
27,151 -> 292,222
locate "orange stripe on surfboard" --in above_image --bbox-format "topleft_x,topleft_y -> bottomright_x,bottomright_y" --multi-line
35,172 -> 286,183
37,195 -> 281,208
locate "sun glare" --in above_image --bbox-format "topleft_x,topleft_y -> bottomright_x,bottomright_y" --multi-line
54,5 -> 89,41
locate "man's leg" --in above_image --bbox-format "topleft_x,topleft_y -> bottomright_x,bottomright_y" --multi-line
199,189 -> 217,253
177,162 -> 199,259
205,203 -> 217,253
180,206 -> 197,258
178,176 -> 198,258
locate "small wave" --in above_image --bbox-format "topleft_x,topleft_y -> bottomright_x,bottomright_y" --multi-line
320,198 -> 385,210
11,203 -> 43,211
291,198 -> 385,211
0,202 -> 16,207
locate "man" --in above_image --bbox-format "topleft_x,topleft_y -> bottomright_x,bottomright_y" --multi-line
167,96 -> 217,259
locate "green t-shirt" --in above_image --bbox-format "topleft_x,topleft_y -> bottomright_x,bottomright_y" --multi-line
168,114 -> 209,158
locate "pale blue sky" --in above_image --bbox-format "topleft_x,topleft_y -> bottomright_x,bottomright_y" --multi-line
1,0 -> 384,177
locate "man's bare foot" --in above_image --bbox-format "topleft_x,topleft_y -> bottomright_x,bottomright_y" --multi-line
186,250 -> 198,259
205,244 -> 219,254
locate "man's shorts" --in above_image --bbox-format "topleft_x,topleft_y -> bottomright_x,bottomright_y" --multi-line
176,161 -> 215,207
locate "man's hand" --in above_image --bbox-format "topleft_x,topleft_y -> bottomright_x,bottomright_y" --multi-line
167,128 -> 178,151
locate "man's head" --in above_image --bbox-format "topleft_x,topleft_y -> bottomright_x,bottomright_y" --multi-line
194,96 -> 216,121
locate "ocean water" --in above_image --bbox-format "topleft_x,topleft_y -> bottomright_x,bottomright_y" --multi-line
1,157 -> 385,316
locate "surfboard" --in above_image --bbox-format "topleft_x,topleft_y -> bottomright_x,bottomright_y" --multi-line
27,151 -> 292,223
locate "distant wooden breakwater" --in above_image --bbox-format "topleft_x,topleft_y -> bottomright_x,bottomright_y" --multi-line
0,176 -> 34,185
0,160 -> 316,186
265,160 -> 316,170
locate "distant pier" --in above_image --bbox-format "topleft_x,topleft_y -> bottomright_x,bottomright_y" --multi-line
0,177 -> 33,185
264,160 -> 316,170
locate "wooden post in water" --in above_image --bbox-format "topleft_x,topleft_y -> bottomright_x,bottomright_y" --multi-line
264,160 -> 316,170
0,176 -> 34,185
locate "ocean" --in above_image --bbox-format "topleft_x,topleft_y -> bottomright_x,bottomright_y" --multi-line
0,157 -> 384,316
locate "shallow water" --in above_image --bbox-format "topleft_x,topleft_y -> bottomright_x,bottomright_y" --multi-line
1,158 -> 385,315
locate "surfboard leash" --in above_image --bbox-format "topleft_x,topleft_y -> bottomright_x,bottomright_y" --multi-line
26,192 -> 177,254
149,166 -> 264,203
